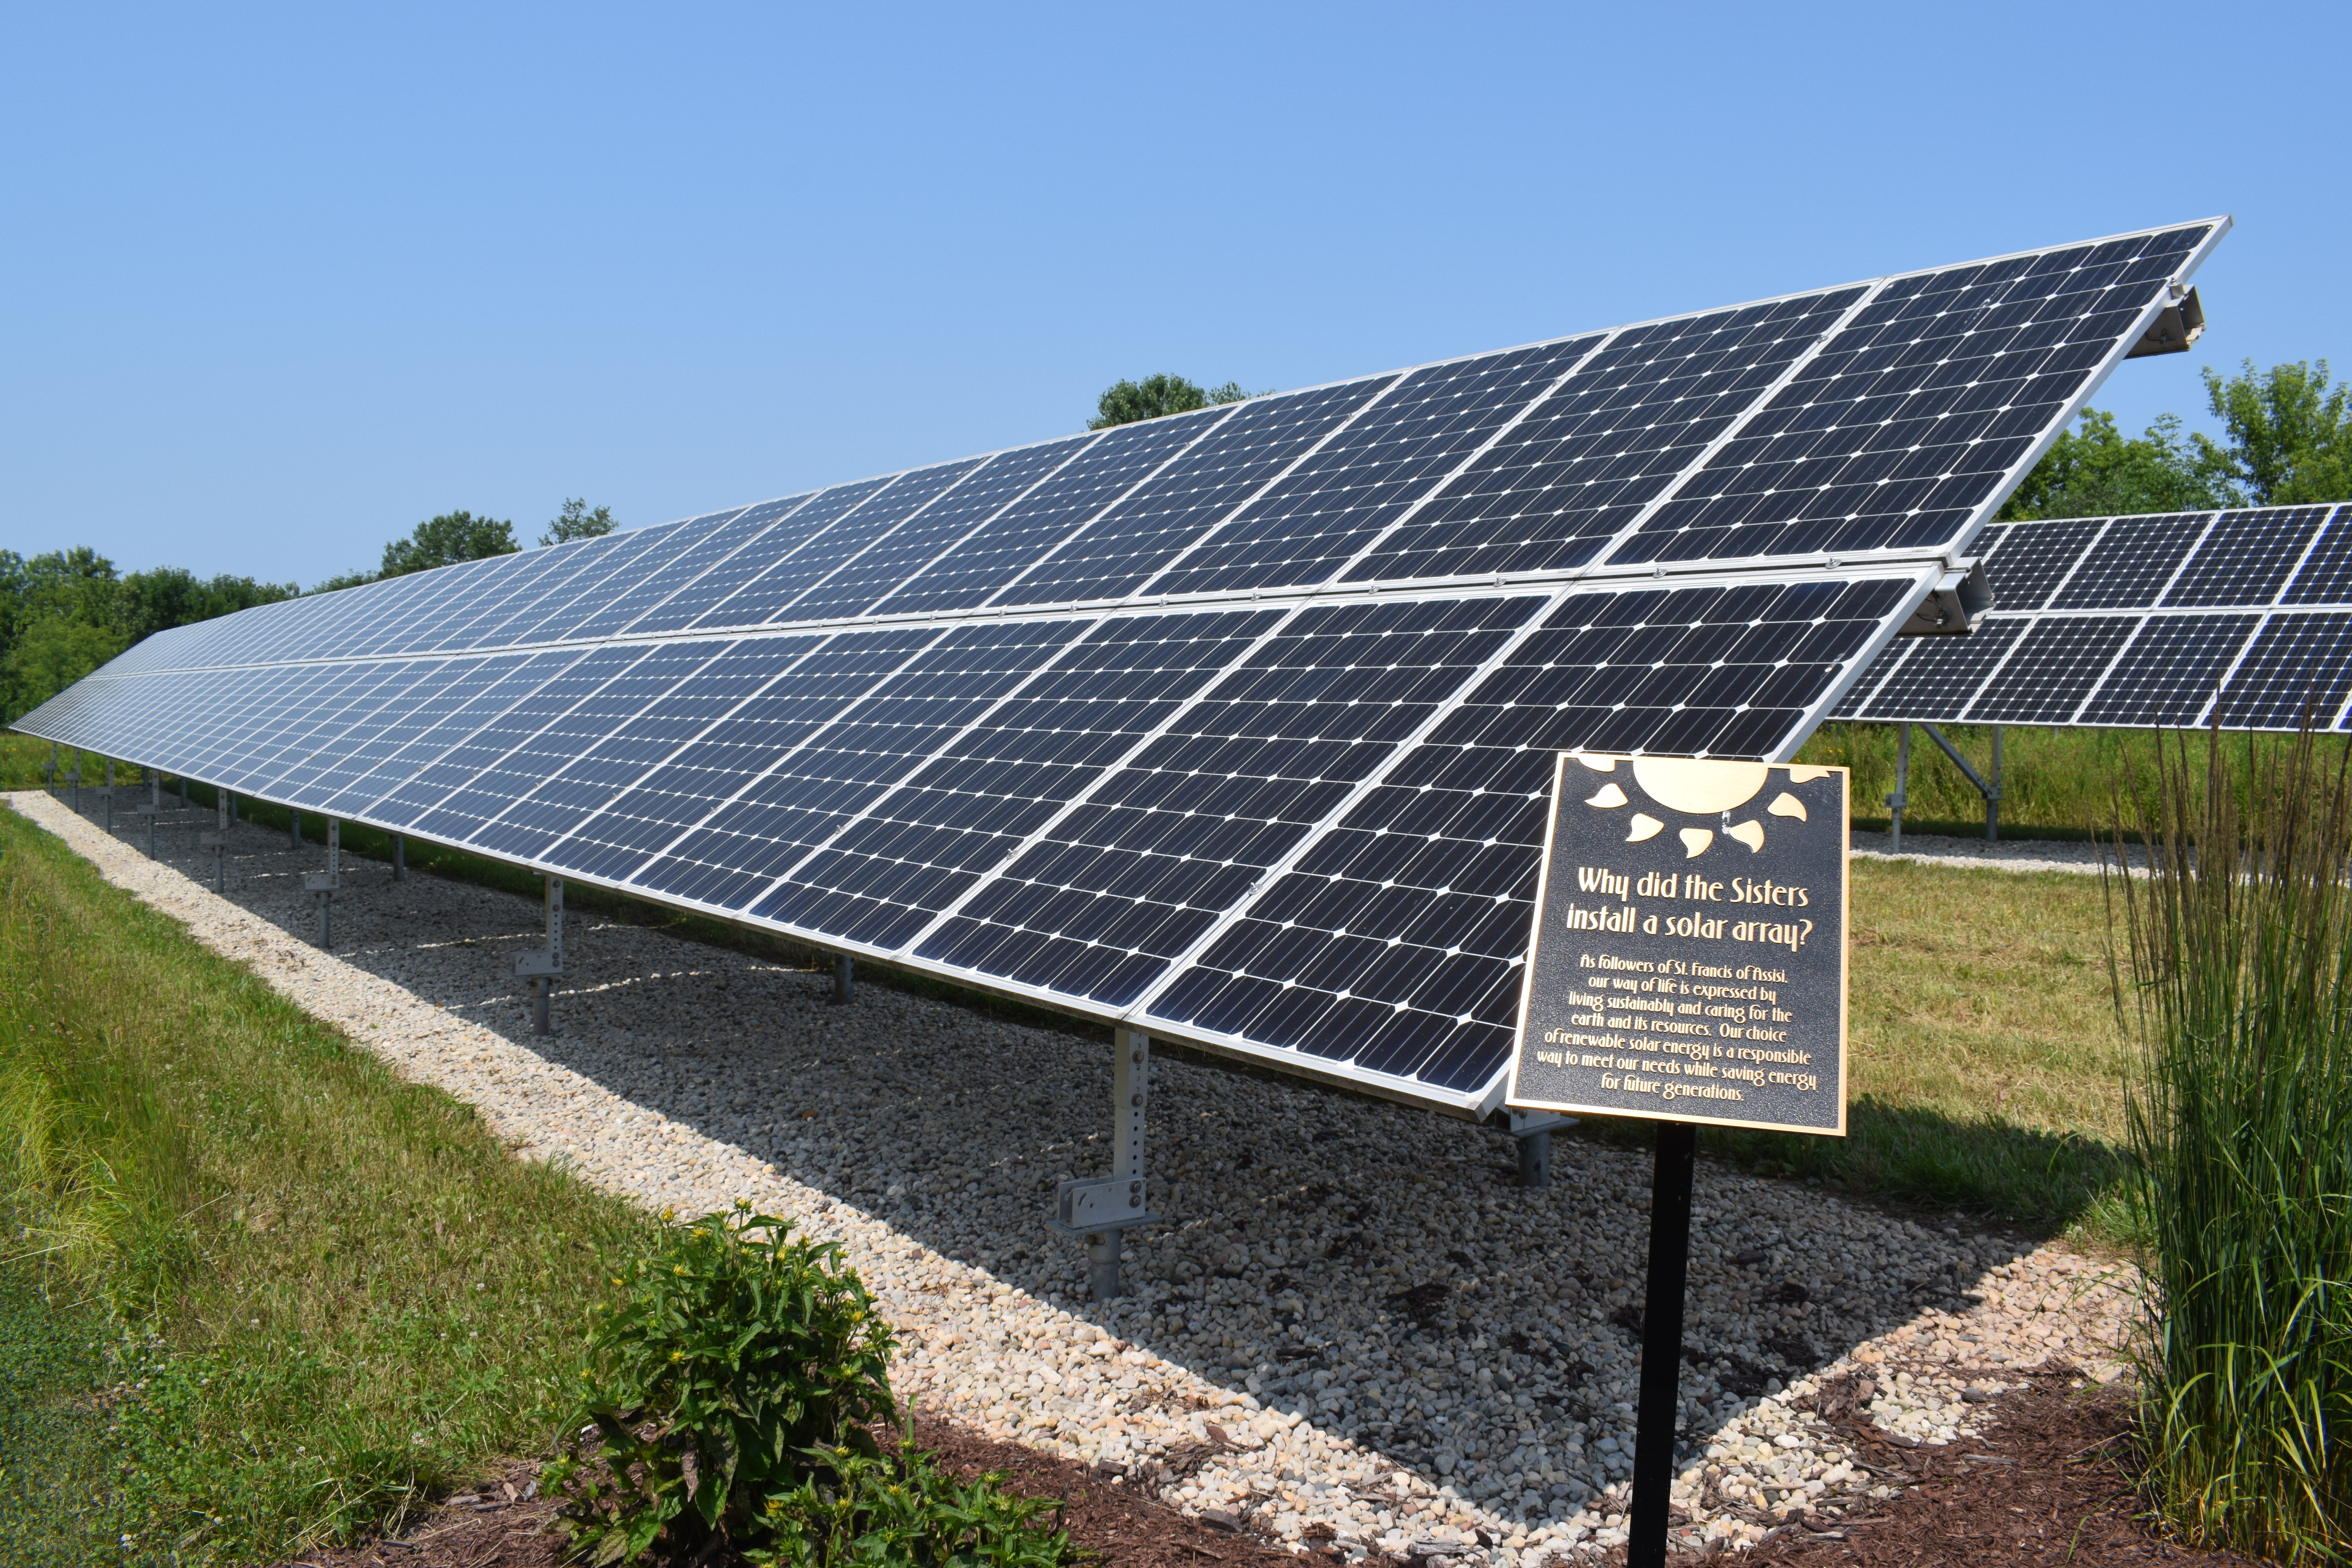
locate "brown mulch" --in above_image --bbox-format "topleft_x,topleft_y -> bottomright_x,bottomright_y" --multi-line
1743,1365 -> 2263,1568
274,1374 -> 2269,1568
270,1416 -> 1296,1568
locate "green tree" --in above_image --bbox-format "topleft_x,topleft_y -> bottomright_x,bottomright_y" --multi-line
1998,408 -> 2227,521
2192,359 -> 2352,506
541,498 -> 617,547
1089,374 -> 1263,429
375,510 -> 519,578
3,616 -> 127,719
114,567 -> 295,646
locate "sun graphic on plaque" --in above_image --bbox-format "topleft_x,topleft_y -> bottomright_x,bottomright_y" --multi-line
1570,754 -> 1836,858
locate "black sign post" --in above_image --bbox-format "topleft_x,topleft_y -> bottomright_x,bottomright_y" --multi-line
1507,753 -> 1849,1567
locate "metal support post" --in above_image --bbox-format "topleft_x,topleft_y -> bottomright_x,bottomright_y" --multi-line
1920,724 -> 2001,846
303,820 -> 342,946
516,876 -> 566,1036
1628,1120 -> 1698,1568
392,833 -> 404,881
67,757 -> 82,813
1988,726 -> 2002,841
1508,1107 -> 1573,1189
201,791 -> 231,893
103,760 -> 115,831
1051,1028 -> 1154,1299
831,951 -> 854,1005
178,775 -> 188,806
289,806 -> 301,850
1886,724 -> 1909,853
42,742 -> 56,796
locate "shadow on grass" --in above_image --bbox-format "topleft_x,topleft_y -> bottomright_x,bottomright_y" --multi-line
1568,1099 -> 2127,1238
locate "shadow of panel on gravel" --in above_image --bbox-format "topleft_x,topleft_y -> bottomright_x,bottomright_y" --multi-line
49,793 -> 2053,1532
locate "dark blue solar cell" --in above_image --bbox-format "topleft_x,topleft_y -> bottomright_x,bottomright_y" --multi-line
1141,578 -> 1909,1085
1345,300 -> 1860,583
784,438 -> 1094,621
920,597 -> 1540,1008
1617,224 -> 2217,564
1961,616 -> 2141,723
2165,507 -> 2332,607
1150,343 -> 1600,598
768,608 -> 1284,953
2207,613 -> 2352,730
996,382 -> 1396,608
537,634 -> 857,884
873,417 -> 1219,615
636,619 -> 1086,912
612,495 -> 828,635
561,506 -> 765,642
704,456 -> 995,626
678,477 -> 904,630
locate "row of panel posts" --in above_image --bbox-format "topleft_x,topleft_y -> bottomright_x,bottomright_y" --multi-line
37,751 -> 1598,1303
1882,723 -> 2004,850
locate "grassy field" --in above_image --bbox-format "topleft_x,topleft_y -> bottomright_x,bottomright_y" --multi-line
1797,720 -> 2352,839
0,801 -> 654,1564
1649,853 -> 2133,1231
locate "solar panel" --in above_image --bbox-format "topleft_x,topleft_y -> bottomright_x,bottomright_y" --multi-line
15,218 -> 2228,1113
1837,501 -> 2352,733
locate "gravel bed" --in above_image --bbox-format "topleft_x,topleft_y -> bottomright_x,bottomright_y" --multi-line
1848,830 -> 2146,877
8,790 -> 2142,1559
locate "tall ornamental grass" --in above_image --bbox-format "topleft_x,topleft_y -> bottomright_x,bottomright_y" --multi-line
2107,725 -> 2352,1564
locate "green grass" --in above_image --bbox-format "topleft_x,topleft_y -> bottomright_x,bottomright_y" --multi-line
1798,721 -> 2352,840
0,1261 -> 116,1565
0,801 -> 656,1564
1573,853 -> 2134,1233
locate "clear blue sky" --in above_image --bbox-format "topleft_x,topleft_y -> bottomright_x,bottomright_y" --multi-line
4,2 -> 2343,588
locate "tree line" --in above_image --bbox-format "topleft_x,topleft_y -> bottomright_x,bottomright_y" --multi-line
0,500 -> 614,722
6,360 -> 2349,724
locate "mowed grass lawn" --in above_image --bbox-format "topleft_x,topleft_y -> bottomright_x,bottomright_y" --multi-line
1575,853 -> 2133,1227
0,798 -> 650,1566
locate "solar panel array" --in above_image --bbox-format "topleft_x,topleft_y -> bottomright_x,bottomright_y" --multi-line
17,218 -> 2227,1114
1835,501 -> 2352,732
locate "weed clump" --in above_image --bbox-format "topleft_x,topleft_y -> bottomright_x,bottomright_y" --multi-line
548,1205 -> 1068,1567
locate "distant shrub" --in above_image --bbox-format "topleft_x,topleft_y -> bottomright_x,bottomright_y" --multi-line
547,1206 -> 1069,1568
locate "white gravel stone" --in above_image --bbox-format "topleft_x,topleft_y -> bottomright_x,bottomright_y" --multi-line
8,789 -> 2142,1554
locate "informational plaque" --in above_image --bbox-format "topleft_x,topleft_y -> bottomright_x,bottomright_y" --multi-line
1506,753 -> 1848,1136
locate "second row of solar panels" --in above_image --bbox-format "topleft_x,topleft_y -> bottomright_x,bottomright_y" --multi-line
1838,502 -> 2352,730
37,570 -> 1926,1108
103,221 -> 2223,680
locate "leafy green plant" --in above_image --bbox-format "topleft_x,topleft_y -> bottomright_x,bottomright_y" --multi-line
2107,725 -> 2352,1565
548,1206 -> 1071,1566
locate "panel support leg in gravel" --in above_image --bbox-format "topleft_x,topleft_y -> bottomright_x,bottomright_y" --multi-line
65,762 -> 81,813
517,876 -> 566,1036
304,818 -> 342,946
392,833 -> 404,881
1508,1108 -> 1572,1190
200,789 -> 232,893
1051,1027 -> 1154,1299
1886,723 -> 1911,852
832,952 -> 853,1005
102,759 -> 115,831
289,805 -> 301,850
135,774 -> 162,857
1628,1119 -> 1698,1568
